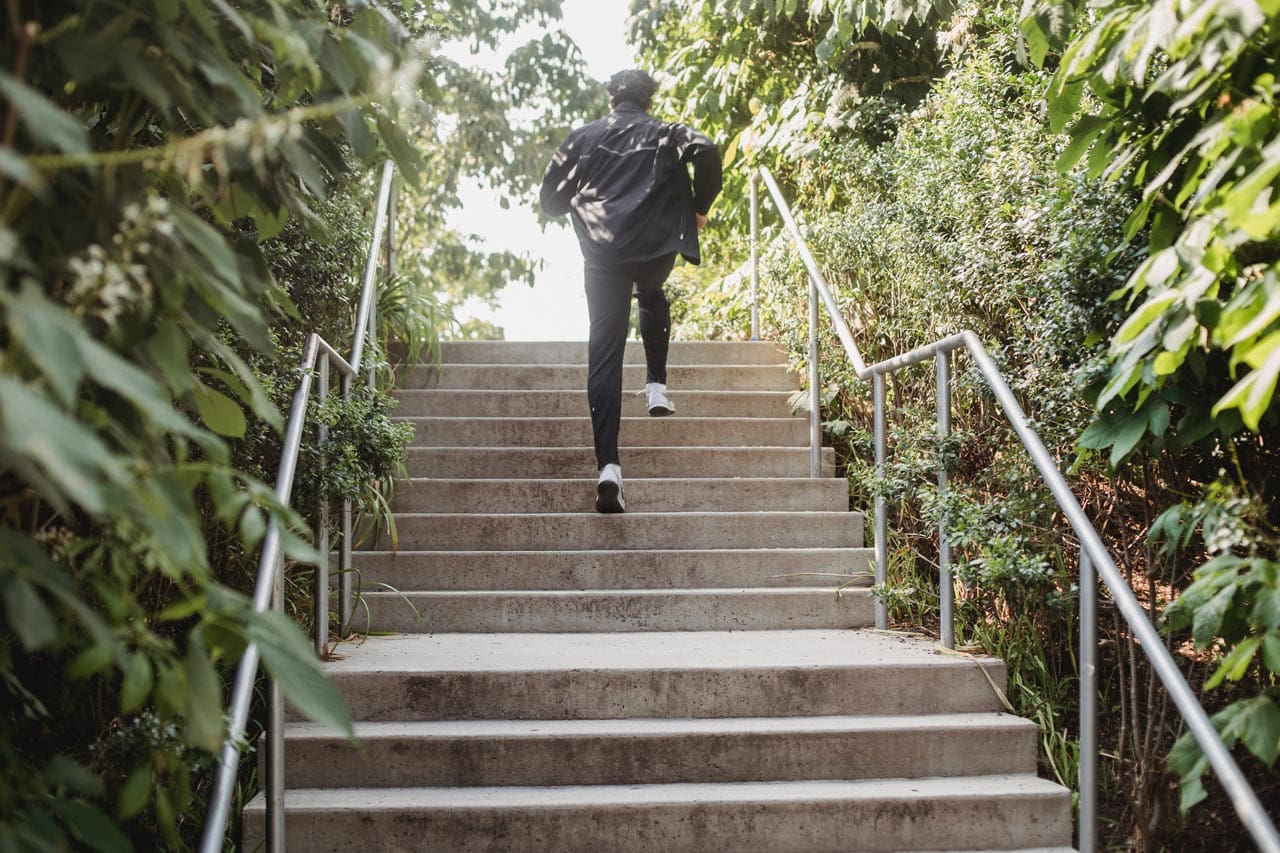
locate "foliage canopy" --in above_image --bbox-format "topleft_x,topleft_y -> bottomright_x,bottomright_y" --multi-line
1,0 -> 428,847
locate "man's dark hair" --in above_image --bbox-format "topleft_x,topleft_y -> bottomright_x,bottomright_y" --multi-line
607,69 -> 657,107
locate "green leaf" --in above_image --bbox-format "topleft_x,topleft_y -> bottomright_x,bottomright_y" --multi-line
196,366 -> 279,431
155,0 -> 180,22
245,608 -> 353,739
171,206 -> 241,289
157,593 -> 207,623
0,377 -> 126,514
154,784 -> 179,849
239,505 -> 266,549
1252,584 -> 1280,632
1055,114 -> 1109,171
336,109 -> 376,161
1204,636 -> 1261,689
120,652 -> 154,714
1263,632 -> 1280,673
67,642 -> 114,679
0,71 -> 90,154
1048,78 -> 1084,134
1212,332 -> 1280,431
42,756 -> 104,798
3,577 -> 57,651
1194,582 -> 1238,649
192,382 -> 247,438
1172,722 -> 1208,773
1239,697 -> 1280,766
184,632 -> 225,754
135,470 -> 208,576
255,205 -> 290,242
118,764 -> 153,820
1167,729 -> 1209,812
1018,12 -> 1051,67
1112,290 -> 1179,348
145,322 -> 195,396
2,284 -> 86,407
50,800 -> 131,853
153,660 -> 187,719
205,334 -> 285,426
1178,765 -> 1208,812
1215,272 -> 1280,348
1078,410 -> 1148,468
78,338 -> 215,450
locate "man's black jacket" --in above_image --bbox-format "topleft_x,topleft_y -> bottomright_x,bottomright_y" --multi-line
539,102 -> 722,266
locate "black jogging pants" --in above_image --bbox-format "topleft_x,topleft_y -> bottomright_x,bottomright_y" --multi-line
584,253 -> 677,470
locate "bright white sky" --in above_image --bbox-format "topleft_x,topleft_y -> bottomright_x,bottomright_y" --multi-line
446,0 -> 638,341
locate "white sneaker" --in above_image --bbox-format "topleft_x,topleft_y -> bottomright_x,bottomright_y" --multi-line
595,463 -> 625,514
646,382 -> 674,417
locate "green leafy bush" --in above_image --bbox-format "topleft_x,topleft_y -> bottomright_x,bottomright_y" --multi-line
0,1 -> 430,848
1021,0 -> 1280,816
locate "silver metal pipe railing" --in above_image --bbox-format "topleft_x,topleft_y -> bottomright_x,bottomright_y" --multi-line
749,164 -> 1280,853
749,172 -> 761,341
200,160 -> 400,853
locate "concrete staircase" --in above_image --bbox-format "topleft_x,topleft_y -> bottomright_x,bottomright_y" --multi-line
245,340 -> 1073,852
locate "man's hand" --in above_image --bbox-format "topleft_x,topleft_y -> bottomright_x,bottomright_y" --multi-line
696,213 -> 708,231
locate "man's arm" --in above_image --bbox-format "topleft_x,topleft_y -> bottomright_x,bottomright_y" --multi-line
676,127 -> 723,218
539,134 -> 581,218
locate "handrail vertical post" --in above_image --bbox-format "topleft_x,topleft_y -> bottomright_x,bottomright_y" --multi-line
266,548 -> 286,851
387,174 -> 398,280
936,350 -> 954,649
366,304 -> 378,390
873,372 -> 888,629
749,171 -> 761,341
808,274 -> 821,478
1079,550 -> 1098,853
315,357 -> 330,659
338,373 -> 354,633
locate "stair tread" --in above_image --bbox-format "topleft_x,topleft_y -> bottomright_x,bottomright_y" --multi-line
245,774 -> 1066,810
361,586 -> 867,594
283,712 -> 1036,740
361,588 -> 870,599
345,548 -> 873,590
426,362 -> 790,368
397,416 -> 806,423
387,511 -> 862,518
355,546 -> 871,555
321,629 -> 993,674
393,477 -> 840,484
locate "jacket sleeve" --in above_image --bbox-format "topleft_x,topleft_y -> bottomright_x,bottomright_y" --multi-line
539,132 -> 581,218
675,126 -> 723,215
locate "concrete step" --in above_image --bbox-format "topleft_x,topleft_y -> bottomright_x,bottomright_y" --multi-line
347,548 -> 874,590
400,416 -> 809,448
406,446 -> 836,478
244,775 -> 1071,852
428,340 -> 790,365
397,363 -> 798,391
385,511 -> 864,551
390,478 -> 850,513
358,587 -> 873,633
392,389 -> 797,418
277,713 -> 1038,788
317,630 -> 1009,721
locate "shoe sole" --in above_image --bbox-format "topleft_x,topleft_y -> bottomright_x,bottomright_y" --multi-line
648,406 -> 674,417
595,480 -> 625,514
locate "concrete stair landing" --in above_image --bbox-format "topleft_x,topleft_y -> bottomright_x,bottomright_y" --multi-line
244,340 -> 1072,852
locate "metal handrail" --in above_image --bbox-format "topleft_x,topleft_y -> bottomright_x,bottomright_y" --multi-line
199,160 -> 399,853
749,164 -> 1280,853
